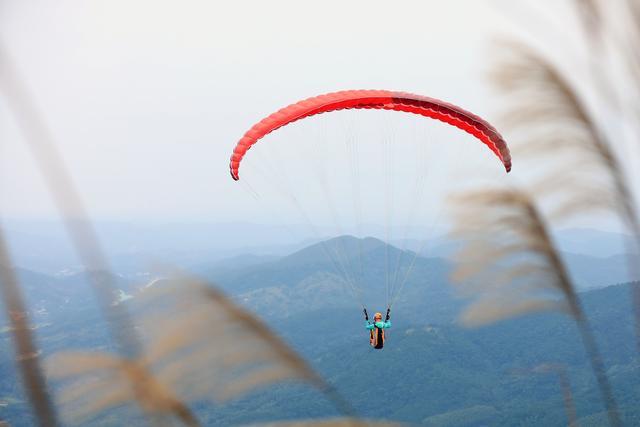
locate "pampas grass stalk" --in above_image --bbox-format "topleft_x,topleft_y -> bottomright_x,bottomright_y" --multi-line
491,41 -> 640,355
451,188 -> 621,426
0,231 -> 59,426
47,274 -> 354,425
47,352 -> 199,426
0,43 -> 139,356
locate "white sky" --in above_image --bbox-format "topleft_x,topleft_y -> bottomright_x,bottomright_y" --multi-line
1,0 -> 628,232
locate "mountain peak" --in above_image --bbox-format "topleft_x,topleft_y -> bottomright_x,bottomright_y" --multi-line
281,235 -> 394,266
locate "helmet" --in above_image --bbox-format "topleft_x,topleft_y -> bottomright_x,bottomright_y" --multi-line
374,312 -> 382,319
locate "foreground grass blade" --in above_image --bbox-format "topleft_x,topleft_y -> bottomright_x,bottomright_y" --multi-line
451,188 -> 621,426
47,275 -> 354,425
0,230 -> 58,426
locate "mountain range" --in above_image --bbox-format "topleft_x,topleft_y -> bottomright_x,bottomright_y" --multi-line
0,234 -> 638,426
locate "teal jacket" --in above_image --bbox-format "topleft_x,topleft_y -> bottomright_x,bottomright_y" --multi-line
365,320 -> 391,329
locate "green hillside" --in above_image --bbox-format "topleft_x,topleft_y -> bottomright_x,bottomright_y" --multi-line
203,284 -> 640,426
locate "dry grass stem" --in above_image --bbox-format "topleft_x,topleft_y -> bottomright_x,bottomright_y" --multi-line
0,231 -> 59,426
46,275 -> 347,425
491,43 -> 624,218
450,189 -> 574,326
575,0 -> 603,41
0,43 -> 140,355
450,188 -> 621,426
46,352 -> 198,426
491,40 -> 640,356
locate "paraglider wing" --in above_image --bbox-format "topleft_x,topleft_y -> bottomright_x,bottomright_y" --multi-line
229,89 -> 512,180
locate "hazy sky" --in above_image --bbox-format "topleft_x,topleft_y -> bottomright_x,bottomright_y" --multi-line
1,0 -> 626,232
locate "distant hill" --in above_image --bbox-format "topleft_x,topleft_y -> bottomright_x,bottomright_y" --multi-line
562,252 -> 631,289
208,235 -> 458,322
1,220 -> 319,275
206,235 -> 635,322
554,228 -> 634,258
2,220 -> 635,276
389,227 -> 634,259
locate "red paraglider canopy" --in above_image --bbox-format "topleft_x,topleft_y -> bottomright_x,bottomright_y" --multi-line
229,89 -> 511,180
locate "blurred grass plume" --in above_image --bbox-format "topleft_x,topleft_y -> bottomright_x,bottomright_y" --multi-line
450,187 -> 620,426
46,274 -> 345,425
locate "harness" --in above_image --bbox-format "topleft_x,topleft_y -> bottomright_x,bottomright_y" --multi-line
369,323 -> 385,349
364,307 -> 390,350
